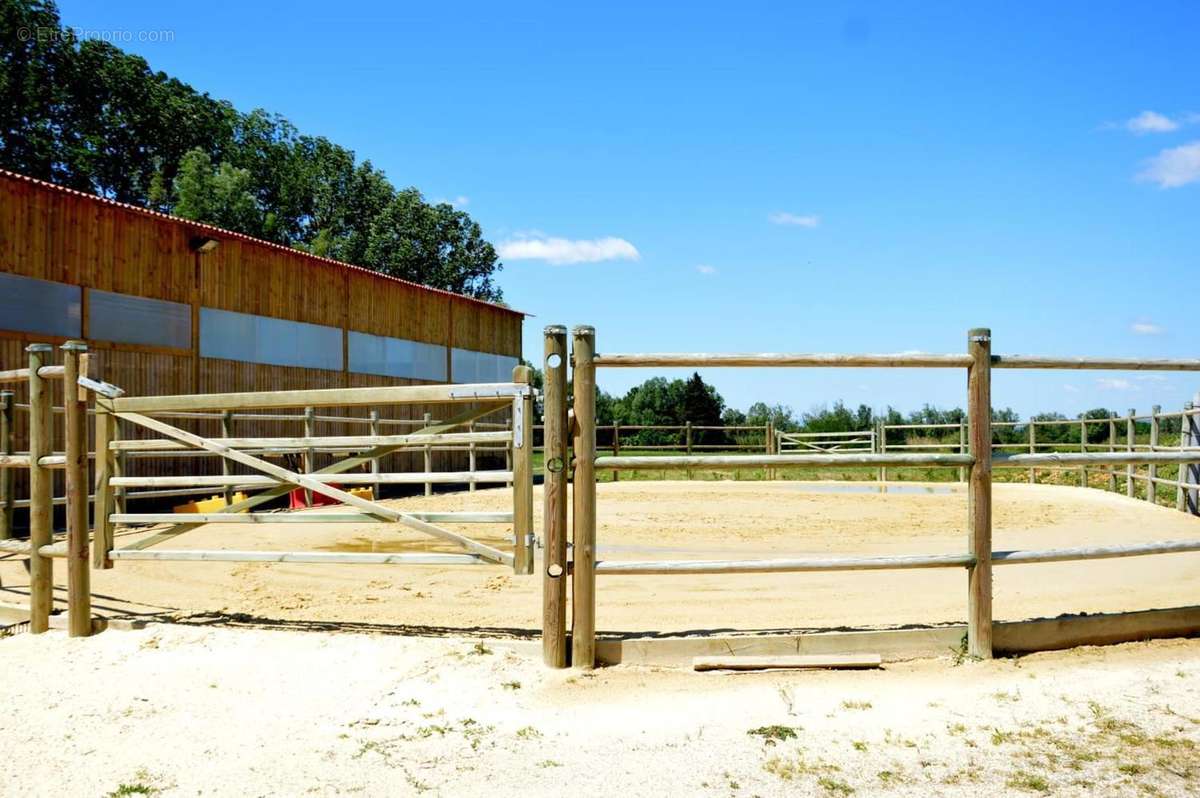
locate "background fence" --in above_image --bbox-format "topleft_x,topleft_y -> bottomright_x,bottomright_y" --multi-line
521,404 -> 1200,515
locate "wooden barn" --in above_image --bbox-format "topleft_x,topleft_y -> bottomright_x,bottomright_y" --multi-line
0,169 -> 525,523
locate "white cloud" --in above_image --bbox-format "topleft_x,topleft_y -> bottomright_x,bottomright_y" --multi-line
1063,384 -> 1080,394
497,235 -> 640,265
1125,110 -> 1180,134
696,264 -> 717,275
1130,320 -> 1165,335
1096,377 -> 1138,391
1137,141 -> 1200,188
768,212 -> 820,227
433,195 -> 470,208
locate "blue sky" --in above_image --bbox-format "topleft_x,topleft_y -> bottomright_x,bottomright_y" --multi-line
58,1 -> 1200,418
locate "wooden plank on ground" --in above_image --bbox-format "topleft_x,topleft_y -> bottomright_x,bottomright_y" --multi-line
692,654 -> 883,672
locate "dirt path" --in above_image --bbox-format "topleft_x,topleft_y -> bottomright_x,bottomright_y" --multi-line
2,482 -> 1198,635
2,625 -> 1199,796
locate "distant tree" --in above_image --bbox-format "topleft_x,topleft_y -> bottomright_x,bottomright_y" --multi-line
681,372 -> 726,445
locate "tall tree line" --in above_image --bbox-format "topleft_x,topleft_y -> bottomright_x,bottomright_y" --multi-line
0,0 -> 502,300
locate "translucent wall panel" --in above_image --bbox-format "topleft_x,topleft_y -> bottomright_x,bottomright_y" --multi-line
200,308 -> 343,371
89,289 -> 191,349
451,348 -> 519,383
348,331 -> 447,382
0,272 -> 81,338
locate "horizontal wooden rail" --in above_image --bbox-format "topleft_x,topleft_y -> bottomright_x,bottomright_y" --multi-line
594,353 -> 974,368
109,470 -> 515,487
992,539 -> 1200,564
0,454 -> 31,468
594,538 -> 1200,576
996,452 -> 1200,466
109,430 -> 511,452
992,355 -> 1200,371
112,511 -> 513,525
108,549 -> 493,565
595,453 -> 974,470
0,365 -> 65,383
595,552 -> 975,575
104,382 -> 526,413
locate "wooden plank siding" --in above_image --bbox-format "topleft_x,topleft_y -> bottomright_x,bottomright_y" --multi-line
0,170 -> 523,526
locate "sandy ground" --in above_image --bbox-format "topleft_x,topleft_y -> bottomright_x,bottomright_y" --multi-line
2,625 -> 1200,796
2,481 -> 1199,636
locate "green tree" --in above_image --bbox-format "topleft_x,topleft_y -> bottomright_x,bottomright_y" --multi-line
171,149 -> 263,234
363,189 -> 502,300
0,0 -> 504,301
681,372 -> 726,445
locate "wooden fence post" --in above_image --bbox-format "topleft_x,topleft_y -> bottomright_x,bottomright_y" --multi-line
685,421 -> 693,480
512,364 -> 534,575
611,420 -> 620,482
571,325 -> 597,669
1078,418 -> 1087,488
1148,405 -> 1161,505
26,343 -> 53,633
541,326 -> 569,667
303,406 -> 315,507
468,419 -> 477,493
0,390 -> 13,540
1177,403 -> 1189,512
966,328 -> 993,659
423,411 -> 433,496
93,406 -> 116,569
1126,408 -> 1136,498
1027,420 -> 1035,484
766,420 -> 775,481
369,410 -> 381,499
1108,418 -> 1118,493
1184,397 -> 1200,515
879,420 -> 888,483
62,341 -> 91,637
221,411 -> 234,505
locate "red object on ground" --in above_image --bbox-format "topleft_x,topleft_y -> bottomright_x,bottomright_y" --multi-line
289,485 -> 342,509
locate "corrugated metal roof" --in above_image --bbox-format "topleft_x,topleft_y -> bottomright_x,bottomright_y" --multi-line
0,168 -> 525,316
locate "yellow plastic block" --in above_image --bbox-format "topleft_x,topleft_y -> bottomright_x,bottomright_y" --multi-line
174,492 -> 249,515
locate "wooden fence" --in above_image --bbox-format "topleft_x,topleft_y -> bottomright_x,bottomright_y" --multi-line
548,325 -> 1200,669
879,406 -> 1200,511
2,342 -> 535,636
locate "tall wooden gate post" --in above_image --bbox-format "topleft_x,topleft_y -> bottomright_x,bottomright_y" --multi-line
62,341 -> 92,636
541,326 -> 569,667
966,328 -> 993,659
26,343 -> 54,633
512,365 -> 534,575
571,325 -> 598,669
